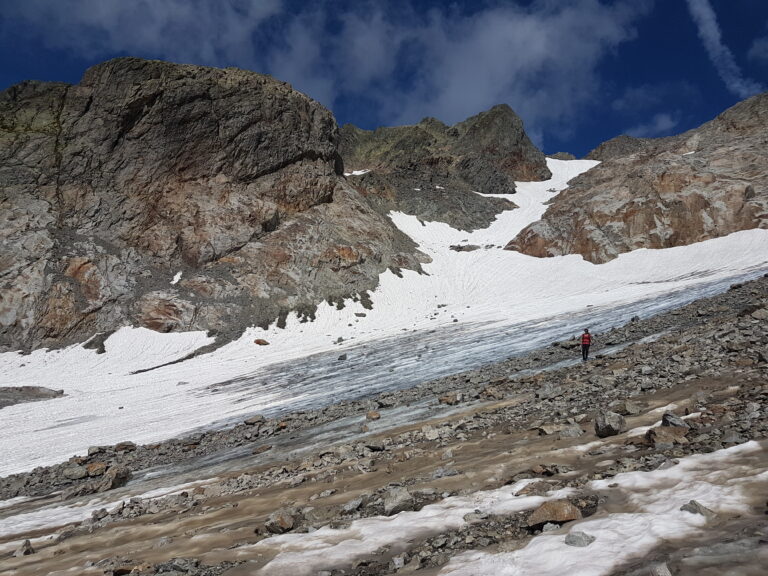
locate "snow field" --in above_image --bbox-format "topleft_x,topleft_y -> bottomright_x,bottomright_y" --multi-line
1,159 -> 767,475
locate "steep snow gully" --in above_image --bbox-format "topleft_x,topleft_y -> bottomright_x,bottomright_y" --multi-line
1,159 -> 767,475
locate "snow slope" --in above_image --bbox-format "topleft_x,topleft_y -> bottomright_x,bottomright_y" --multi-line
1,159 -> 767,476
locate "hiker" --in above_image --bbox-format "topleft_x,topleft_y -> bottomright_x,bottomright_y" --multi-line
580,328 -> 592,361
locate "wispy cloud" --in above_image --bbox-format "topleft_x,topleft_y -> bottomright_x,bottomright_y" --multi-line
1,0 -> 283,66
626,112 -> 679,138
685,0 -> 764,98
0,0 -> 652,148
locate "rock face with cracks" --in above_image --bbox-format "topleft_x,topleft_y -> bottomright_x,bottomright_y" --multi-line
0,57 -> 427,351
508,92 -> 768,263
340,105 -> 551,230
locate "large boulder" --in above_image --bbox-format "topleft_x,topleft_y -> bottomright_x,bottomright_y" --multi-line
594,409 -> 627,438
383,486 -> 414,515
527,499 -> 582,527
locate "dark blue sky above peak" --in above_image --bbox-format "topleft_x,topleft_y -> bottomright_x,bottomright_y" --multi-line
1,0 -> 766,157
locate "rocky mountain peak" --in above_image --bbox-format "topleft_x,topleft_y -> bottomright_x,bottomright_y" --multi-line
339,103 -> 550,230
0,57 -> 425,351
508,91 -> 768,263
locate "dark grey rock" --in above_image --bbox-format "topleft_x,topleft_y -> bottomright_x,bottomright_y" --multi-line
565,531 -> 596,547
680,500 -> 717,519
383,486 -> 414,515
661,412 -> 689,428
14,539 -> 35,557
595,410 -> 627,438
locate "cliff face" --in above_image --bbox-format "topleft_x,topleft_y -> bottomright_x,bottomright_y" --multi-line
340,105 -> 551,230
508,93 -> 768,263
0,58 -> 426,351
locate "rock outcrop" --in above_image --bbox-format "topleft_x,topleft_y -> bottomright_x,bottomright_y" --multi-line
508,93 -> 768,263
585,134 -> 654,161
340,105 -> 550,230
0,58 -> 426,351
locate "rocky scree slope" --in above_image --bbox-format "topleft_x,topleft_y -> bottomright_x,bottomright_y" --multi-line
1,276 -> 766,576
340,105 -> 551,230
0,58 -> 427,352
508,92 -> 768,263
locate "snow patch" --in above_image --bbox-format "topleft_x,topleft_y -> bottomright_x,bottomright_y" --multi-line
250,480 -> 574,575
170,271 -> 182,285
440,442 -> 767,576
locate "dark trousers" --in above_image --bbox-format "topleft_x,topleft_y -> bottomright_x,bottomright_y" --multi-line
581,344 -> 590,361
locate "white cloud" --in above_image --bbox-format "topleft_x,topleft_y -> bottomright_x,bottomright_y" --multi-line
625,112 -> 679,138
388,1 -> 651,135
685,0 -> 764,98
1,0 -> 653,148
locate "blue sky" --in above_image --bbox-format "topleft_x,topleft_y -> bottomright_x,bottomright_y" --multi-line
1,0 -> 766,156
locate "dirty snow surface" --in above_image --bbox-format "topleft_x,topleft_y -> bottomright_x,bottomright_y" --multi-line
1,159 -> 768,475
440,442 -> 767,576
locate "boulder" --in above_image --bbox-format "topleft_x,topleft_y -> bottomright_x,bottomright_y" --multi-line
565,531 -> 596,547
527,499 -> 582,527
661,412 -> 689,428
265,508 -> 295,534
646,426 -> 688,447
559,423 -> 585,438
612,400 -> 644,416
62,465 -> 88,481
96,465 -> 132,492
594,410 -> 627,437
680,499 -> 717,519
383,486 -> 414,515
14,539 -> 35,557
86,462 -> 108,477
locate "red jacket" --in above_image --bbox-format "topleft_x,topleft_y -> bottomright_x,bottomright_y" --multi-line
581,333 -> 592,345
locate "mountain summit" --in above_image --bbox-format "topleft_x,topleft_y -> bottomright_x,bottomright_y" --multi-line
0,58 -> 428,351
